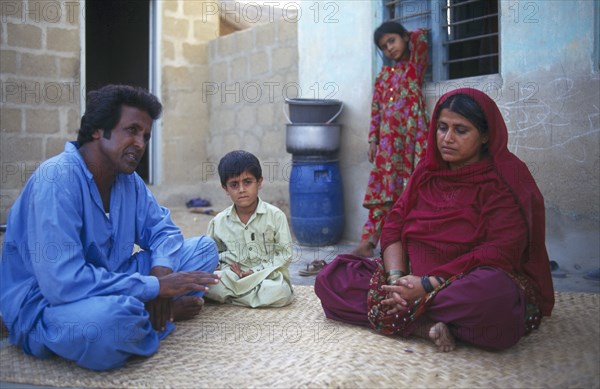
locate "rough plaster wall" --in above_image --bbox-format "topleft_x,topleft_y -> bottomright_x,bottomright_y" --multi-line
295,0 -> 599,271
0,0 -> 81,223
297,1 -> 375,245
202,19 -> 299,215
497,0 -> 599,270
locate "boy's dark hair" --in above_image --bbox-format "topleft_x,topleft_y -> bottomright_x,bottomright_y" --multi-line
77,84 -> 163,146
373,21 -> 409,49
218,150 -> 262,187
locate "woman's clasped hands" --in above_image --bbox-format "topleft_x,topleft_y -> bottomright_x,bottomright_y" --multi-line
380,275 -> 426,314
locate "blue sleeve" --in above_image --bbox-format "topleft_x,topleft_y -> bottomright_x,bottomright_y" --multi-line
134,179 -> 184,270
27,177 -> 159,305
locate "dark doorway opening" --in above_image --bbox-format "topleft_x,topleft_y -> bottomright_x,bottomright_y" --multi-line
86,0 -> 151,181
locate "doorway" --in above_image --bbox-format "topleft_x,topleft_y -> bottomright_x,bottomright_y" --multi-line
85,0 -> 151,181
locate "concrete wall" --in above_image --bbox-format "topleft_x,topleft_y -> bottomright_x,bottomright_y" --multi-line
1,1 -> 598,273
297,0 -> 599,271
0,0 -> 81,223
297,0 -> 375,244
497,0 -> 599,272
200,18 -> 298,214
153,0 -> 219,205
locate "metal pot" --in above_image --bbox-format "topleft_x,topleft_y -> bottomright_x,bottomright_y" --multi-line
286,123 -> 341,155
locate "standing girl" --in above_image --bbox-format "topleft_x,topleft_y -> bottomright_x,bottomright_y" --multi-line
352,21 -> 430,257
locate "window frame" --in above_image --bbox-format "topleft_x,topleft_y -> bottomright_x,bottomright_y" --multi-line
382,0 -> 499,82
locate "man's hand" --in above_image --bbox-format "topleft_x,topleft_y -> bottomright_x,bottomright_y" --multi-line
146,266 -> 175,332
146,267 -> 219,332
145,296 -> 172,332
158,271 -> 220,297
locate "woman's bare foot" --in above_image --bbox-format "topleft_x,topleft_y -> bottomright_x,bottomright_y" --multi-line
173,296 -> 204,321
428,322 -> 455,352
351,241 -> 375,257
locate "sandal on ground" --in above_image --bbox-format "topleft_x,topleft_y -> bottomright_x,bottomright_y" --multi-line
298,260 -> 327,277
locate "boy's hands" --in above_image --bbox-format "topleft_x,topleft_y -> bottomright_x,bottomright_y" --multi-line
231,262 -> 254,278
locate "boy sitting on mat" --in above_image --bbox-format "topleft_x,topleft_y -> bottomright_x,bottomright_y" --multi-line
205,150 -> 294,307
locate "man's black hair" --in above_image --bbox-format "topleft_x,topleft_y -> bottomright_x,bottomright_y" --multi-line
77,85 -> 162,146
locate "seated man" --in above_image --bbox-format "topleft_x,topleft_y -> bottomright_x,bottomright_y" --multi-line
0,85 -> 220,371
205,150 -> 294,308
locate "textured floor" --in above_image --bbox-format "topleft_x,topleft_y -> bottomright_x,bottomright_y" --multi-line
0,207 -> 598,389
1,287 -> 599,389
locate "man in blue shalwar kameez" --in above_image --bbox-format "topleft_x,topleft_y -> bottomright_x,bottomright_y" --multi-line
0,85 -> 220,371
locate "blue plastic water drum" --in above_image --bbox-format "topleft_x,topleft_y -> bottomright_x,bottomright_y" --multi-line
289,160 -> 345,246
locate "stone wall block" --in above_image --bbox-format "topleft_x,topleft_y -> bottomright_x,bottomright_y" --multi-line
233,28 -> 253,54
0,50 -> 17,74
20,52 -> 58,77
66,107 -> 80,135
1,136 -> 44,162
47,27 -> 78,52
260,129 -> 285,154
59,57 -> 79,79
217,33 -> 236,57
46,137 -> 71,158
236,105 -> 257,131
163,66 -> 192,90
163,40 -> 176,61
183,42 -> 208,64
231,56 -> 248,81
164,16 -> 189,40
249,51 -> 269,77
163,0 -> 179,13
210,61 -> 229,84
25,108 -> 60,134
277,20 -> 297,44
7,23 -> 42,49
255,22 -> 276,47
0,108 -> 22,132
256,102 -> 275,127
193,19 -> 219,42
271,47 -> 297,72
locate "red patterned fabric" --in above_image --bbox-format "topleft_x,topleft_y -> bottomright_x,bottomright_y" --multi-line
380,88 -> 555,316
362,29 -> 430,210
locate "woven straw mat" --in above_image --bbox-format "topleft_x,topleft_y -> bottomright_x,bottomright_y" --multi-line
1,286 -> 598,389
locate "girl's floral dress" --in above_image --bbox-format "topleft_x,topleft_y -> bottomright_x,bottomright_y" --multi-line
363,29 -> 429,208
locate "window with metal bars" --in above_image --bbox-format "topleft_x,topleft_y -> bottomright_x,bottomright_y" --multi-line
383,0 -> 499,81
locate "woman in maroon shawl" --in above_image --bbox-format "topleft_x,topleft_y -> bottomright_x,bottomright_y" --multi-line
365,88 -> 554,352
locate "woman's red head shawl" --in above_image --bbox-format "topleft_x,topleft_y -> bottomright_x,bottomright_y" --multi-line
380,88 -> 554,316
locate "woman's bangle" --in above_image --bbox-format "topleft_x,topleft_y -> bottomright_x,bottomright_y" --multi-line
421,275 -> 434,293
434,275 -> 444,287
386,270 -> 405,285
386,269 -> 405,277
387,275 -> 402,285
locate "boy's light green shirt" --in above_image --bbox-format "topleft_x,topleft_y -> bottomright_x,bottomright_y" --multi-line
205,198 -> 294,307
207,197 -> 293,271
